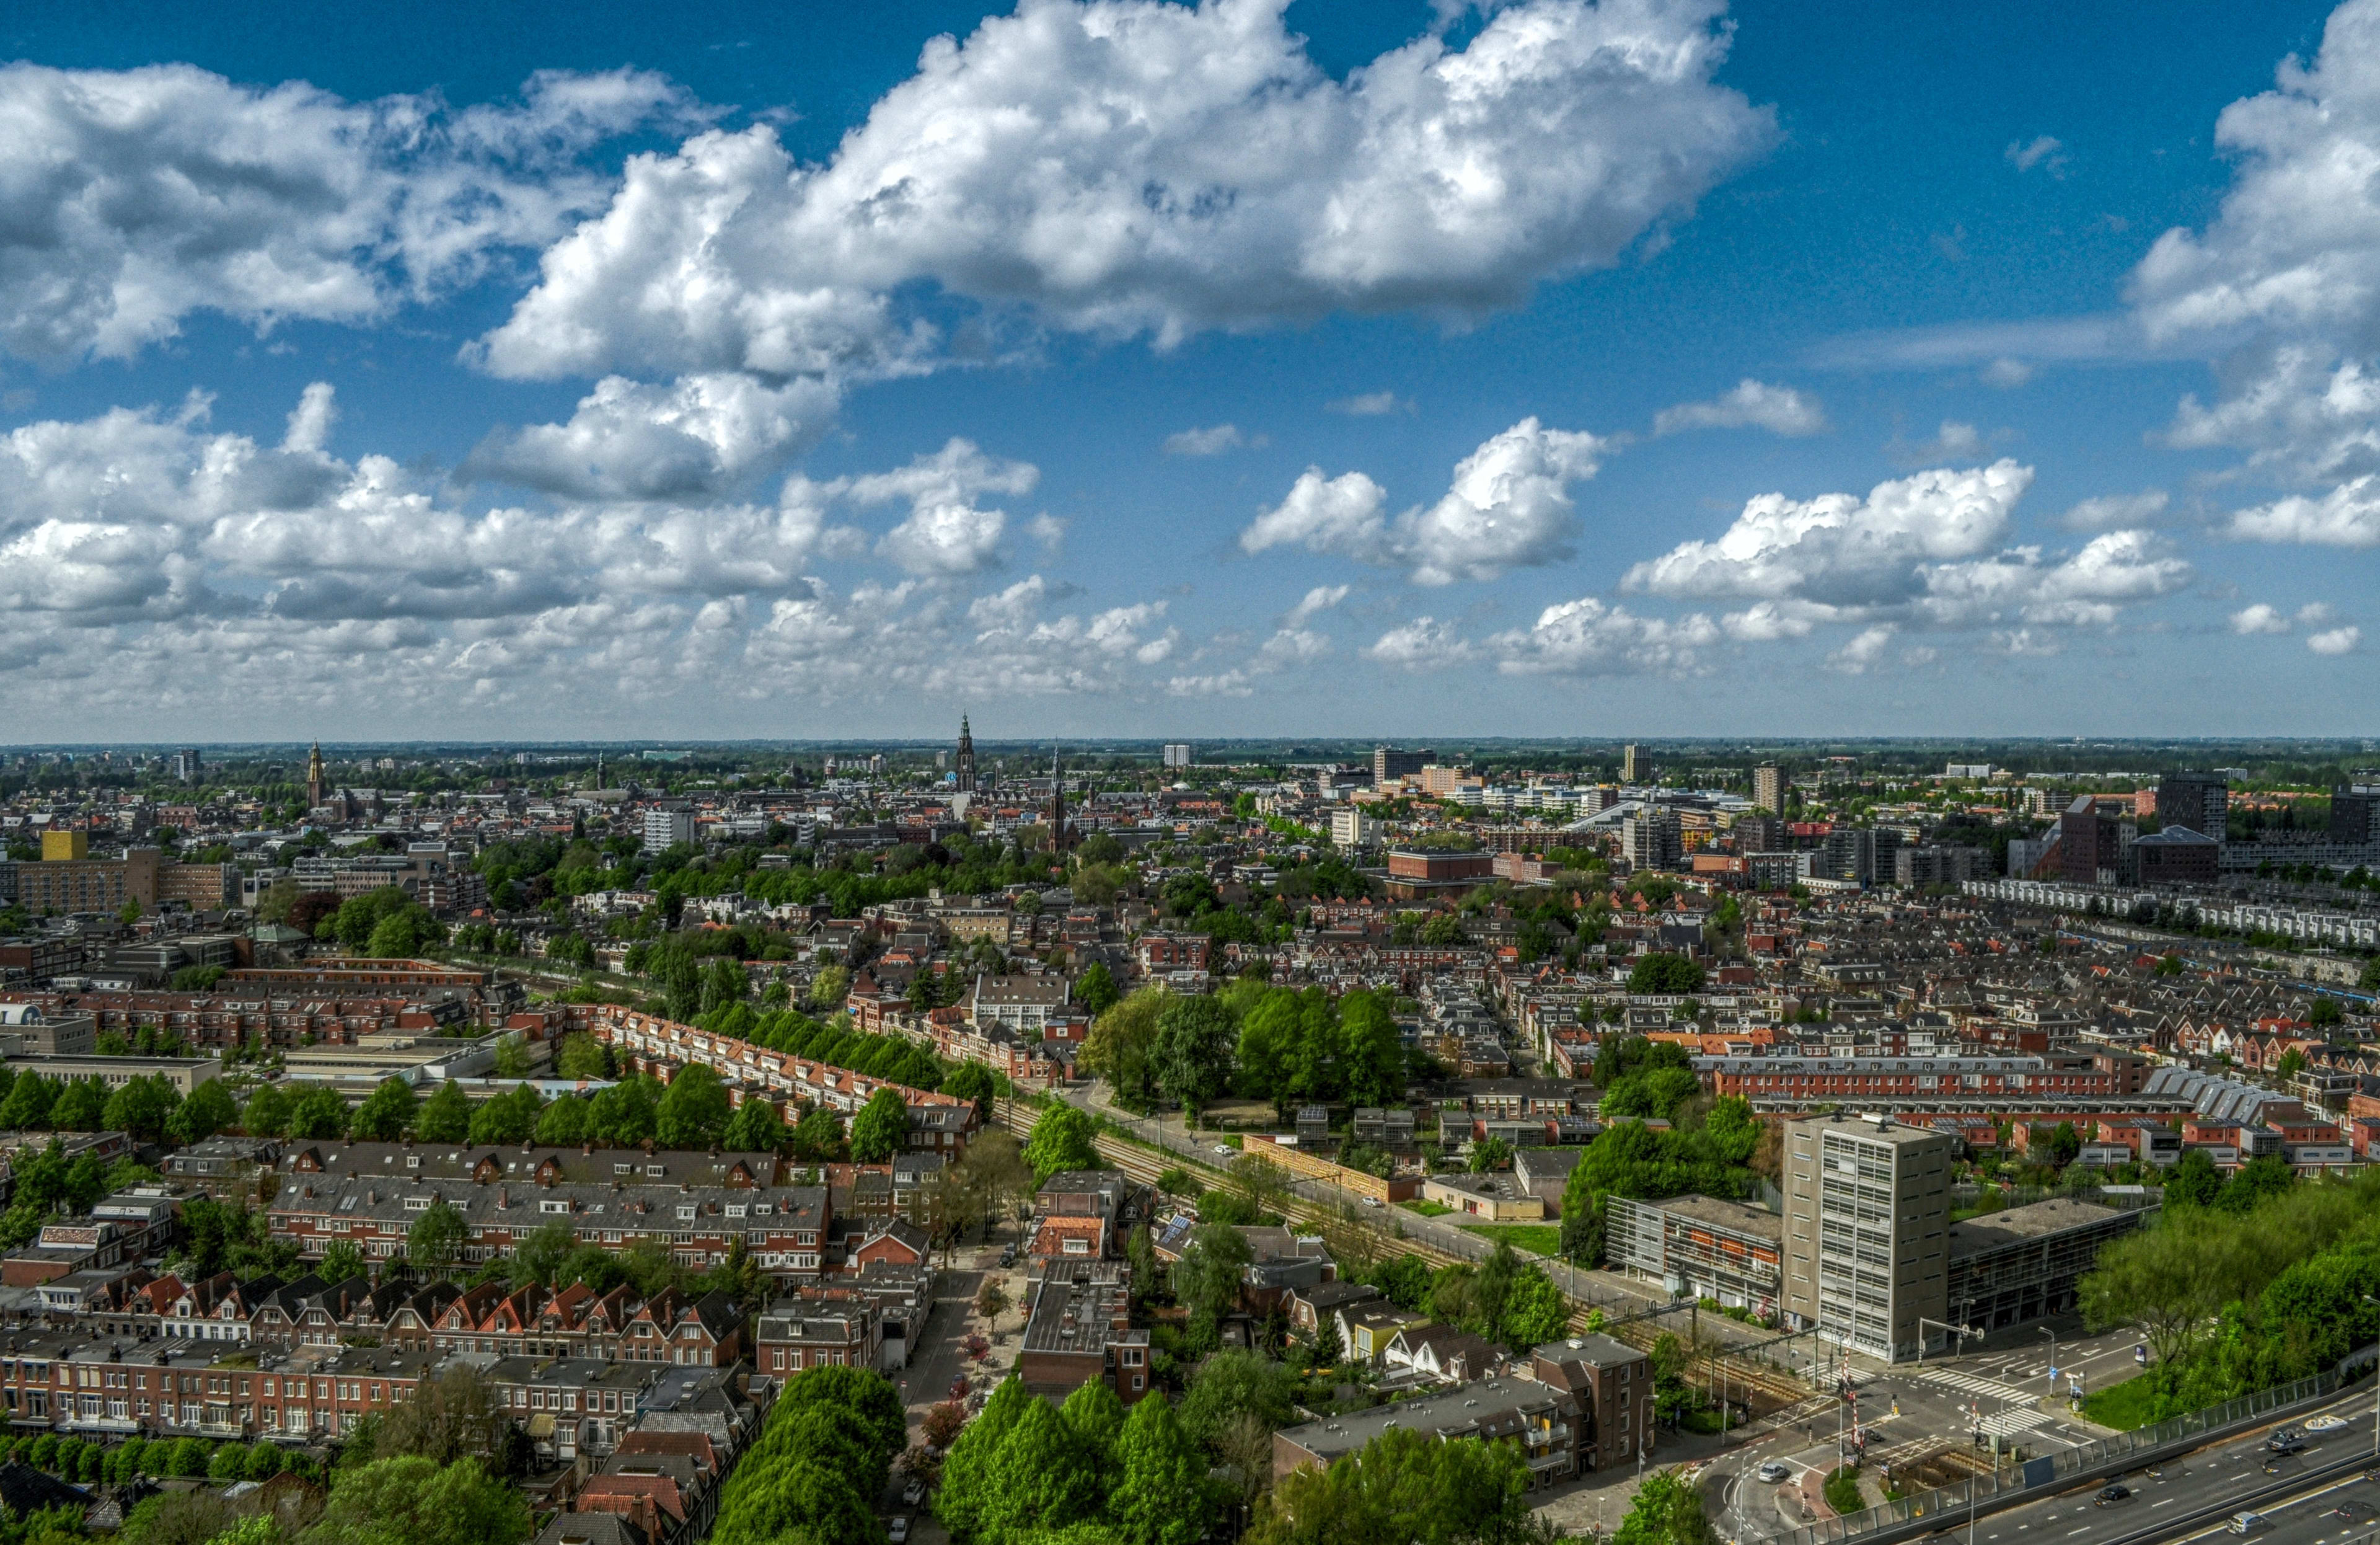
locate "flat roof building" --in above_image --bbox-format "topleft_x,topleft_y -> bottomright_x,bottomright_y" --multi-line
1781,1113 -> 1951,1362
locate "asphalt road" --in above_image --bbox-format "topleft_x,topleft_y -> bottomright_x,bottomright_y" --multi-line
1709,1388 -> 2380,1545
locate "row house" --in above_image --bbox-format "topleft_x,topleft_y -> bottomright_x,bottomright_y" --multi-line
275,1141 -> 785,1193
7,989 -> 464,1051
901,1009 -> 1063,1086
485,1355 -> 666,1461
584,1005 -> 982,1146
269,1174 -> 833,1285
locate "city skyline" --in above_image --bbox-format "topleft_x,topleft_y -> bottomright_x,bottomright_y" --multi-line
6,1 -> 2380,739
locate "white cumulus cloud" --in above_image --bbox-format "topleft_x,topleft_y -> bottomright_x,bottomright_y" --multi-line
1241,417 -> 1610,584
2059,489 -> 2170,531
477,0 -> 1774,379
2228,477 -> 2380,546
0,63 -> 692,362
1490,598 -> 1718,676
2232,603 -> 2293,634
1652,378 -> 1827,436
2310,624 -> 2363,653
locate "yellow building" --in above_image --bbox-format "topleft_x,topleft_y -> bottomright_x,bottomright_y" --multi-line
40,830 -> 87,862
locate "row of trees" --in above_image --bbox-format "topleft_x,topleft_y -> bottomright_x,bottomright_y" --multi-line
940,1376 -> 1216,1545
1082,981 -> 1405,1124
1558,1102 -> 1764,1263
0,1065 -> 237,1146
709,1366 -> 907,1545
2081,1164 -> 2380,1422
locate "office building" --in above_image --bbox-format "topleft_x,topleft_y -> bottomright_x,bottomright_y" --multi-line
1781,1113 -> 1951,1362
169,750 -> 203,784
1944,1198 -> 2146,1333
2157,772 -> 2230,844
1372,746 -> 1430,784
1,848 -> 234,916
2332,783 -> 2380,846
2056,795 -> 2128,885
1605,1194 -> 1784,1317
1895,844 -> 1988,886
1161,743 -> 1192,769
1753,763 -> 1784,815
1328,809 -> 1382,850
1621,744 -> 1649,784
640,806 -> 696,854
1621,808 -> 1681,872
2133,826 -> 2220,886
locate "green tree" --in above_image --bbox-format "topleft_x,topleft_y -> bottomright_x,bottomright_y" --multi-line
1155,994 -> 1238,1125
1338,989 -> 1406,1109
938,1376 -> 1032,1543
1023,1103 -> 1101,1183
467,1084 -> 542,1145
241,1081 -> 292,1138
1075,962 -> 1121,1018
350,1078 -> 419,1141
723,1098 -> 790,1154
553,1035 -> 610,1080
848,1088 -> 910,1164
808,965 -> 851,1011
2163,1148 -> 2223,1208
789,1106 -> 844,1162
290,1085 -> 350,1140
1080,987 -> 1169,1110
307,1455 -> 530,1545
415,1081 -> 472,1143
979,1395 -> 1103,1542
0,1073 -> 56,1130
1173,1223 -> 1256,1331
1059,1379 -> 1127,1496
98,1076 -> 177,1140
1243,1425 -> 1528,1545
51,1078 -> 106,1132
655,1064 -> 732,1149
408,1200 -> 469,1275
170,1078 -> 239,1145
1614,1468 -> 1721,1545
1627,954 -> 1706,995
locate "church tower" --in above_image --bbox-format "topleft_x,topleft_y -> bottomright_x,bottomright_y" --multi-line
305,743 -> 327,812
1047,747 -> 1072,854
955,715 -> 977,793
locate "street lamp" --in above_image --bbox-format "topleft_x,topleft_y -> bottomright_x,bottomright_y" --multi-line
2038,1326 -> 2058,1388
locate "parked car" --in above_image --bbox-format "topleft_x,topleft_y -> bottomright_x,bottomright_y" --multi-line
902,1479 -> 927,1507
1362,1196 -> 1383,1208
2096,1485 -> 2131,1506
1757,1461 -> 1792,1484
1214,1144 -> 1235,1158
888,1519 -> 910,1544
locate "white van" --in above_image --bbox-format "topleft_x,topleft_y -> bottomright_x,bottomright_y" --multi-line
2229,1512 -> 2263,1535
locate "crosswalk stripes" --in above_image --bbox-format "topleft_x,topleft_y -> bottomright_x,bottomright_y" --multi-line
1915,1367 -> 2040,1404
1976,1407 -> 2055,1438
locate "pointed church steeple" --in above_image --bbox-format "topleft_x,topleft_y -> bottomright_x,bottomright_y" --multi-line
955,714 -> 977,794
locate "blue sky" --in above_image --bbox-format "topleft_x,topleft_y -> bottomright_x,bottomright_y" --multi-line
3,0 -> 2376,742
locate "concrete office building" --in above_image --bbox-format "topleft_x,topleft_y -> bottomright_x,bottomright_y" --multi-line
1753,763 -> 1785,815
1372,746 -> 1430,784
2157,772 -> 2229,846
1781,1113 -> 1952,1362
2333,783 -> 2380,846
1621,744 -> 1649,784
640,806 -> 695,854
1621,808 -> 1681,872
1160,743 -> 1192,769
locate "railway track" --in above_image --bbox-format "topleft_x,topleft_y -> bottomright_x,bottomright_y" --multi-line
1005,1101 -> 1820,1405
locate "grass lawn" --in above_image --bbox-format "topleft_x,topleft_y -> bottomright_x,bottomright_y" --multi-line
2079,1373 -> 2165,1431
1460,1224 -> 1562,1257
1400,1199 -> 1454,1217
